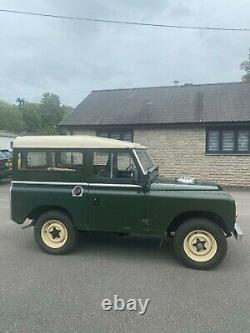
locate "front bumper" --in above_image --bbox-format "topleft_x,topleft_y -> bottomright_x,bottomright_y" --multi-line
233,222 -> 243,241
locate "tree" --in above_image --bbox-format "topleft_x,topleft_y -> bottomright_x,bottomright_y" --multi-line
19,103 -> 41,133
240,49 -> 250,82
16,97 -> 26,106
0,101 -> 24,132
39,93 -> 64,131
60,105 -> 73,118
0,93 -> 72,135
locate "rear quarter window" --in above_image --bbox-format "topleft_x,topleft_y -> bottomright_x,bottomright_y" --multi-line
18,151 -> 84,172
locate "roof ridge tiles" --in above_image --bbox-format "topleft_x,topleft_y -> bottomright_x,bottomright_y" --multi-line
91,81 -> 250,93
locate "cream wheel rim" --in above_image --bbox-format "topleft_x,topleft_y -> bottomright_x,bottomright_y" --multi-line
183,230 -> 217,262
41,220 -> 68,249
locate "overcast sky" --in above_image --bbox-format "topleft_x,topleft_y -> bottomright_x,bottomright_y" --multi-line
0,0 -> 249,107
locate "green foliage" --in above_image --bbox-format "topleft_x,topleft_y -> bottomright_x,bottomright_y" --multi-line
240,49 -> 250,82
0,93 -> 72,135
241,72 -> 250,82
0,102 -> 24,132
20,103 -> 41,133
16,97 -> 26,106
39,93 -> 61,129
60,105 -> 73,118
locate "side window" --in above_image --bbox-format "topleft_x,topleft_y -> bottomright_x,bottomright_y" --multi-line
116,153 -> 134,175
50,152 -> 83,171
92,152 -> 112,178
92,151 -> 137,181
18,151 -> 83,171
20,152 -> 48,170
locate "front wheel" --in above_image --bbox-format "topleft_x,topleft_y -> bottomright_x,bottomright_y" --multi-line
34,210 -> 78,254
173,218 -> 227,270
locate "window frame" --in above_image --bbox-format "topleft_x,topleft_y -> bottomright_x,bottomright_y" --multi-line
89,148 -> 142,184
206,127 -> 250,155
13,148 -> 89,183
96,129 -> 133,142
133,149 -> 155,175
17,149 -> 85,172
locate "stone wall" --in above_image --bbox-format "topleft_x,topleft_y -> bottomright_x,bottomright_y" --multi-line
69,127 -> 250,187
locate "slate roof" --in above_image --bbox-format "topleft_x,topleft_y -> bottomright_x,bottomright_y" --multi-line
61,82 -> 250,127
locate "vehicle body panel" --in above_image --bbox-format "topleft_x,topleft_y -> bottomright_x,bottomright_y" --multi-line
11,182 -> 89,229
147,188 -> 235,234
88,184 -> 147,233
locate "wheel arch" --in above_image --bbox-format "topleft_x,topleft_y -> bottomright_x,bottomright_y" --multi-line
28,205 -> 73,223
167,211 -> 231,237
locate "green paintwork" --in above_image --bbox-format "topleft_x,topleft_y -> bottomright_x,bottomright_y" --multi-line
11,147 -> 236,237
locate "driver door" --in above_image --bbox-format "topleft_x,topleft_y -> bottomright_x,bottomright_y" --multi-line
88,150 -> 146,233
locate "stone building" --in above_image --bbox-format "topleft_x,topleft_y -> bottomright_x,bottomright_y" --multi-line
60,82 -> 250,186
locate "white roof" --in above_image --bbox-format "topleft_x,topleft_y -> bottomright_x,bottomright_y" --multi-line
13,135 -> 147,150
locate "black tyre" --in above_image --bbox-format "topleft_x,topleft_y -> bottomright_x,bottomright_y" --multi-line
34,210 -> 78,254
173,218 -> 227,270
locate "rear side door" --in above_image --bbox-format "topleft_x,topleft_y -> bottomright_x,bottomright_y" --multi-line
88,150 -> 147,233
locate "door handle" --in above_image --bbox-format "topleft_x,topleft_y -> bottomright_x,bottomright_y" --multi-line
72,186 -> 84,197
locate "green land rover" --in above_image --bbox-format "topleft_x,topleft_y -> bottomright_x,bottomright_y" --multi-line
11,135 -> 242,269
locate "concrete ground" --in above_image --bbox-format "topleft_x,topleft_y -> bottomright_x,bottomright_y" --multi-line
0,180 -> 249,333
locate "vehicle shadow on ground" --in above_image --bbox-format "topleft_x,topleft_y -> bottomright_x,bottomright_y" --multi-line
76,232 -> 177,265
16,228 -> 179,266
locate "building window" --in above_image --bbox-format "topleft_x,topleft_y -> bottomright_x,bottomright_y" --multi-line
206,128 -> 250,154
222,130 -> 235,152
96,129 -> 133,142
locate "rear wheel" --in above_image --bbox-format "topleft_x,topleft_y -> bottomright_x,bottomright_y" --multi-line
34,210 -> 78,254
173,218 -> 227,270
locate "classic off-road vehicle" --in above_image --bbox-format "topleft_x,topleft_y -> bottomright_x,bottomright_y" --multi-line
11,135 -> 242,269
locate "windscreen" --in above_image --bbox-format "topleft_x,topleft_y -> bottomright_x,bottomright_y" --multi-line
135,149 -> 155,173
